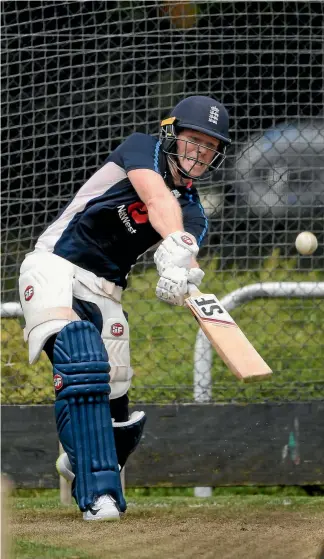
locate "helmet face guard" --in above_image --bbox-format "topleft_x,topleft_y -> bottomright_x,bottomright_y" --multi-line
160,117 -> 227,182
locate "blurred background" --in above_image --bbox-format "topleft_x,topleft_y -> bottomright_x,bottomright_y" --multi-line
2,1 -> 324,405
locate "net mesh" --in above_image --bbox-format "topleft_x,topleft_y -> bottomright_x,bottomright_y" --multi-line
2,1 -> 324,404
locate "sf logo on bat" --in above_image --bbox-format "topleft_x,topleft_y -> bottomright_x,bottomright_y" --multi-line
187,293 -> 235,326
193,296 -> 224,317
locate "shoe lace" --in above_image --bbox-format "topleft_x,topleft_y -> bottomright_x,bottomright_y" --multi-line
94,494 -> 115,507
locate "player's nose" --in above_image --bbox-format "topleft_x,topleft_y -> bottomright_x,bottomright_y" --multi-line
197,144 -> 208,158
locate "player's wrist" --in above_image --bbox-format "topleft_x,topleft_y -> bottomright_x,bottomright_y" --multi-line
154,230 -> 199,275
166,231 -> 198,255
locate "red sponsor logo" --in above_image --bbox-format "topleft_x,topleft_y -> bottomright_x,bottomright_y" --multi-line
128,202 -> 148,224
181,235 -> 193,246
24,285 -> 34,301
111,323 -> 124,337
54,374 -> 63,391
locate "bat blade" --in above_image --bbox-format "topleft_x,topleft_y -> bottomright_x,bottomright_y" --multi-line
185,288 -> 272,382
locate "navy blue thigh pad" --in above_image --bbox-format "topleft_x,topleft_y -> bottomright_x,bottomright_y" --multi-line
53,320 -> 126,512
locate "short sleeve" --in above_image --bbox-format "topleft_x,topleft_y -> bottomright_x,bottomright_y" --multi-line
114,133 -> 162,175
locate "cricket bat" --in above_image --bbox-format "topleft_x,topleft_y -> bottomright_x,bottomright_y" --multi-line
185,285 -> 272,382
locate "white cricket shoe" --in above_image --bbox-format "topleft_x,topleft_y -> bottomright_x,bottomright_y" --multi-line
83,495 -> 120,521
56,454 -> 121,521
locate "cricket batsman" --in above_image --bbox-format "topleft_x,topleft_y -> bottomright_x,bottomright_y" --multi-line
19,96 -> 231,520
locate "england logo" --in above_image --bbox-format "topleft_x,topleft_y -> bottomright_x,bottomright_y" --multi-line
208,106 -> 219,124
111,323 -> 124,337
24,285 -> 34,301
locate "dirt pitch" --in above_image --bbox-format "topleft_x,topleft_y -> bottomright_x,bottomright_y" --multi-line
9,494 -> 324,559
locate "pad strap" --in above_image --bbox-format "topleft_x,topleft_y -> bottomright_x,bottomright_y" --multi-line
113,411 -> 146,470
24,307 -> 80,338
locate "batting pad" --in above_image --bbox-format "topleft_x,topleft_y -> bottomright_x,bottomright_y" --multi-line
53,321 -> 126,512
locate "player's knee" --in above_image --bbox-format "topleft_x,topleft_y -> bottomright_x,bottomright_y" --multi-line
53,320 -> 111,401
19,252 -> 80,364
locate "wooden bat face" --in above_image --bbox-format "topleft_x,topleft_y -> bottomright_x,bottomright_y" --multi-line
185,289 -> 272,382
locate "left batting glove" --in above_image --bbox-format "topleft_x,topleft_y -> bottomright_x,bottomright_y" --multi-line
156,266 -> 205,306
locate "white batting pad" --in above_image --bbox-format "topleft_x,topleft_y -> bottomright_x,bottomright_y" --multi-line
19,251 -> 77,363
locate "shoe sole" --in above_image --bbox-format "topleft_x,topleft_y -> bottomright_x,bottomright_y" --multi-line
83,514 -> 121,521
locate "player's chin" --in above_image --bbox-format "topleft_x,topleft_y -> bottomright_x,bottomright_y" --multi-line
189,163 -> 208,178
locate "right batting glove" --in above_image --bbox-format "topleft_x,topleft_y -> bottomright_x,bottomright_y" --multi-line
154,231 -> 199,275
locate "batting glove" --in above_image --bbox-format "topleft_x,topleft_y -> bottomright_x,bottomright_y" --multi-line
154,231 -> 199,275
156,266 -> 205,306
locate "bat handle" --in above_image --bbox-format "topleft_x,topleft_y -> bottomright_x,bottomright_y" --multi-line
187,282 -> 201,297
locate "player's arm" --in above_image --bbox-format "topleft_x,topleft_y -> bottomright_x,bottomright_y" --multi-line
128,168 -> 203,304
128,168 -> 199,267
127,168 -> 183,239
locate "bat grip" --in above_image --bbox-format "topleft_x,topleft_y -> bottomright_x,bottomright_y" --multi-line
187,282 -> 200,297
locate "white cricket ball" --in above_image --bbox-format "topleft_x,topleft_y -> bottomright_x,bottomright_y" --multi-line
295,232 -> 318,255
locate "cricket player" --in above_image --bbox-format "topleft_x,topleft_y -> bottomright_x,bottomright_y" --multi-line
19,96 -> 231,520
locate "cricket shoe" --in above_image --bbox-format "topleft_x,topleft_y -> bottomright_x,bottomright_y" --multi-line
56,454 -> 122,521
83,495 -> 120,521
56,452 -> 120,520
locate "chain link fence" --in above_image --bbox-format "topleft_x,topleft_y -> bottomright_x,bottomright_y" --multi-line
2,1 -> 324,405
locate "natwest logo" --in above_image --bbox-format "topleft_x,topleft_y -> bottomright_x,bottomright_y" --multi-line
111,323 -> 124,337
24,285 -> 34,301
117,205 -> 136,234
128,202 -> 148,224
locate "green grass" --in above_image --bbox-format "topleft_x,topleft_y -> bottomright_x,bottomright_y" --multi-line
10,487 -> 324,515
2,251 -> 324,404
8,489 -> 324,559
11,484 -> 324,503
13,540 -> 91,559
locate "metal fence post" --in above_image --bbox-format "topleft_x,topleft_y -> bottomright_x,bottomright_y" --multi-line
193,281 -> 324,496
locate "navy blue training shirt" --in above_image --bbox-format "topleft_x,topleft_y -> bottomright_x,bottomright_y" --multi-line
35,133 -> 208,288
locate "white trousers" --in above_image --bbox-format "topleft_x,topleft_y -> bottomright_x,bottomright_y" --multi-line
19,250 -> 133,399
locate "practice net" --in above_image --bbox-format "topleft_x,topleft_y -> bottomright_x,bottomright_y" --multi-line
2,1 -> 324,404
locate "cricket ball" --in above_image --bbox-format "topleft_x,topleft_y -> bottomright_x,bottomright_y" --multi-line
295,231 -> 318,255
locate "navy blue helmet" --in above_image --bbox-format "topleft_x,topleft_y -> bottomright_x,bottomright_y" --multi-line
160,96 -> 231,180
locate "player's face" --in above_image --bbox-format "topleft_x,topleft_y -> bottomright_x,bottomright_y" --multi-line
176,129 -> 220,178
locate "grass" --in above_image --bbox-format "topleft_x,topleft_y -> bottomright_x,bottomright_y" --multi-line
11,489 -> 324,514
13,540 -> 91,559
11,485 -> 324,501
2,251 -> 324,404
7,489 -> 324,559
